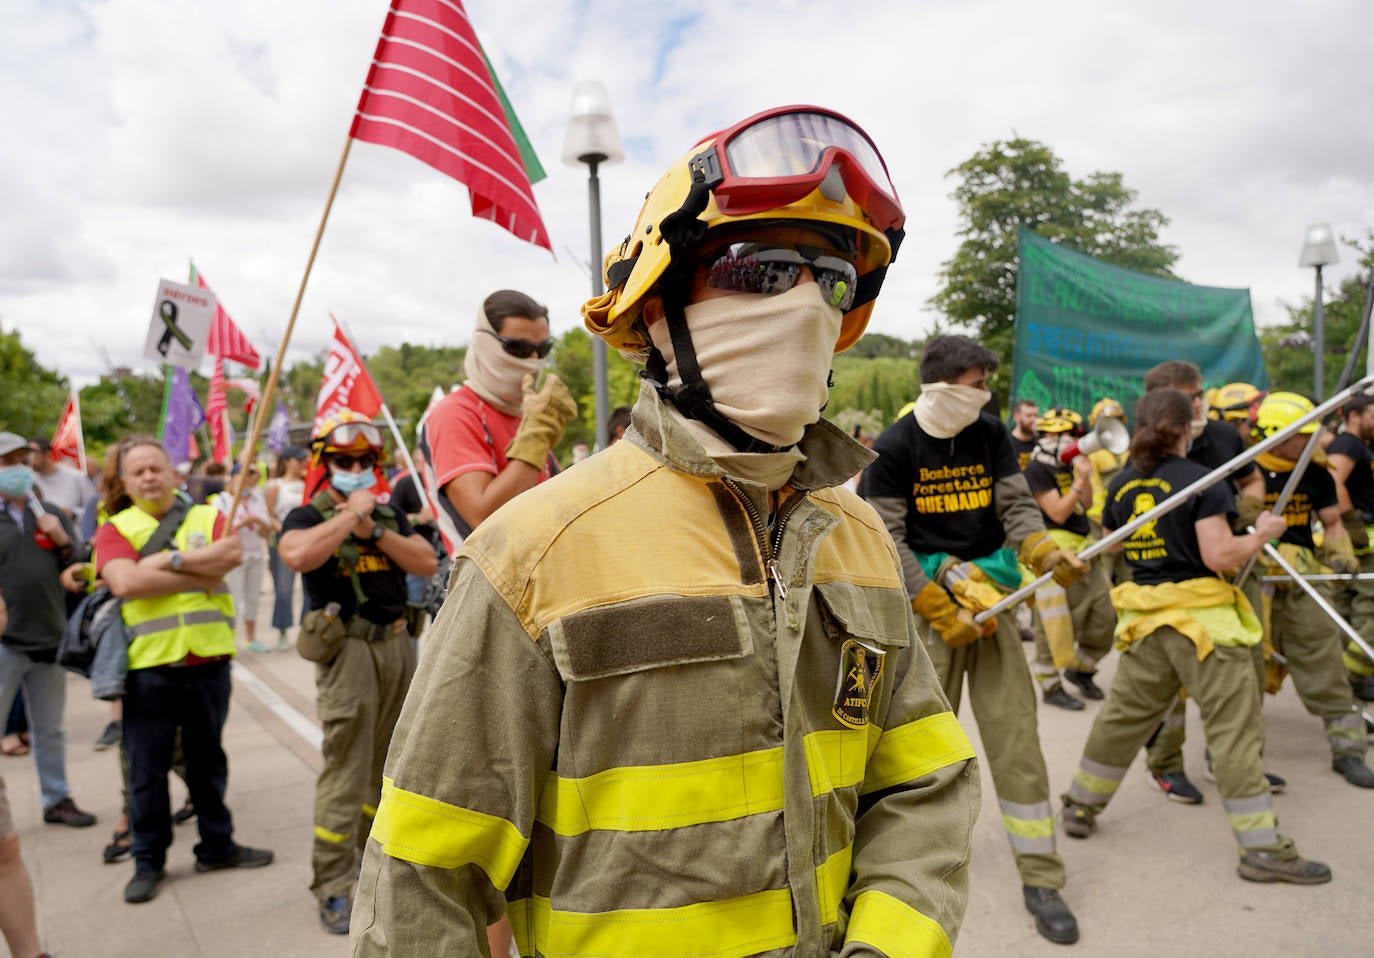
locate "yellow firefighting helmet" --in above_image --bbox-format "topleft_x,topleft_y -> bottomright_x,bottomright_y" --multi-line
1089,397 -> 1125,427
1034,407 -> 1086,437
1204,387 -> 1222,420
1253,392 -> 1316,439
582,106 -> 906,358
1214,382 -> 1264,423
309,410 -> 385,468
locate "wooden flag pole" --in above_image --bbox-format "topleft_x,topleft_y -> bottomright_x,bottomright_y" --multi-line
224,137 -> 355,526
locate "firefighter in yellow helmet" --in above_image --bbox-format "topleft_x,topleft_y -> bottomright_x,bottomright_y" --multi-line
1214,382 -> 1265,443
278,412 -> 437,935
1023,408 -> 1118,711
1086,398 -> 1131,584
352,107 -> 978,956
1250,392 -> 1374,788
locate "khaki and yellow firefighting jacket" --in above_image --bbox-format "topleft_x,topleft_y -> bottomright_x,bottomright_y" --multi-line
352,386 -> 979,958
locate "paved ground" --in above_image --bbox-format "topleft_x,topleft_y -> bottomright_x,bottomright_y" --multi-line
4,579 -> 1372,956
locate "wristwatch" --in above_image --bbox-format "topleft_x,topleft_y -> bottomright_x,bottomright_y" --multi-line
369,524 -> 386,543
168,551 -> 185,571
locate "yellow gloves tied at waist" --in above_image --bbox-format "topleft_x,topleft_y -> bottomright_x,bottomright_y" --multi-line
506,373 -> 578,469
1020,529 -> 1088,588
914,581 -> 990,649
1319,531 -> 1359,575
1339,510 -> 1370,552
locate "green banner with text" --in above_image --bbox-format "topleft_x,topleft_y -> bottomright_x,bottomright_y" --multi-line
1010,229 -> 1267,420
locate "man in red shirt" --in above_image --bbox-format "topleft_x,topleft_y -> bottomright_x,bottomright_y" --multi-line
422,290 -> 577,537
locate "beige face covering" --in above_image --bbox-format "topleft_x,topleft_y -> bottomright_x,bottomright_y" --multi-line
1190,397 -> 1211,440
648,282 -> 843,451
914,382 -> 992,438
464,305 -> 545,416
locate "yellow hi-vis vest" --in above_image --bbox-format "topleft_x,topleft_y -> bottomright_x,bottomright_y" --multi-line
110,504 -> 236,671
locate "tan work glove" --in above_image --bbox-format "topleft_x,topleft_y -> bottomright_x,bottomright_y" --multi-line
1320,531 -> 1360,575
1020,529 -> 1088,588
1234,494 -> 1266,534
913,582 -> 982,648
506,373 -> 578,469
1340,509 -> 1370,552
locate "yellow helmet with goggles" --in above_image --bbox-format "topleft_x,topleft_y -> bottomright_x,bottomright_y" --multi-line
1214,382 -> 1264,423
1088,398 -> 1125,427
582,105 -> 905,358
1034,407 -> 1086,436
1253,391 -> 1316,440
310,410 -> 384,467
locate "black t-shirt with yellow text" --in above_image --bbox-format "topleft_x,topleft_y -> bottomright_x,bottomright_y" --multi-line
1103,456 -> 1231,586
1009,433 -> 1036,472
282,502 -> 417,624
862,412 -> 1020,560
1260,462 -> 1336,551
1024,459 -> 1091,536
1327,432 -> 1374,519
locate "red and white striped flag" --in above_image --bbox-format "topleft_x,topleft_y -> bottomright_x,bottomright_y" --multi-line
192,262 -> 263,370
50,390 -> 86,473
313,318 -> 384,433
350,0 -> 552,252
208,358 -> 231,464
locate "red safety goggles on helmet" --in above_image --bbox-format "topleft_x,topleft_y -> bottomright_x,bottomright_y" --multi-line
322,421 -> 383,451
690,106 -> 904,235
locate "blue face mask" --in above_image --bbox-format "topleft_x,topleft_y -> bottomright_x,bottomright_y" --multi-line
330,468 -> 374,496
0,465 -> 36,498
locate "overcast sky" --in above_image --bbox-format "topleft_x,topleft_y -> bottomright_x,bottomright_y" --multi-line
3,0 -> 1371,387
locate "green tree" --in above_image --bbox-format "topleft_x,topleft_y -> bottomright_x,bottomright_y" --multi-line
1261,231 -> 1374,397
929,137 -> 1179,393
0,326 -> 68,438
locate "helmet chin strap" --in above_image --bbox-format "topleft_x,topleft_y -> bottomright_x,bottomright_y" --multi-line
643,265 -> 790,455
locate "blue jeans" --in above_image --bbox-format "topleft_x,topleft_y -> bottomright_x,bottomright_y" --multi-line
0,644 -> 72,808
123,661 -> 237,871
269,548 -> 308,630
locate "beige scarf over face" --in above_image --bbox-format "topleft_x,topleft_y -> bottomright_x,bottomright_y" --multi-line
648,282 -> 843,449
914,382 -> 992,438
464,304 -> 545,416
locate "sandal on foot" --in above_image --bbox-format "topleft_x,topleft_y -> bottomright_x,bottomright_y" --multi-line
103,828 -> 133,864
173,800 -> 196,825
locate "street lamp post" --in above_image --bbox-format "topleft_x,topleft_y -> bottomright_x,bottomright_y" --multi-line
1299,223 -> 1339,401
562,81 -> 624,451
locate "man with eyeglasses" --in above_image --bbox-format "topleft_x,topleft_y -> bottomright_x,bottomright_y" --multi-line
353,107 -> 977,957
421,289 -> 577,540
278,412 -> 437,935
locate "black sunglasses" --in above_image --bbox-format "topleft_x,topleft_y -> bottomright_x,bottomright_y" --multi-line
480,329 -> 554,360
331,453 -> 377,471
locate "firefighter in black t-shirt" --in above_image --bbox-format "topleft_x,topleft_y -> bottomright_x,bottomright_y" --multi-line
1252,393 -> 1374,788
1009,398 -> 1040,472
1325,392 -> 1374,701
862,335 -> 1086,945
1023,408 -> 1117,708
1061,387 -> 1333,884
1141,363 -> 1268,803
278,413 -> 439,934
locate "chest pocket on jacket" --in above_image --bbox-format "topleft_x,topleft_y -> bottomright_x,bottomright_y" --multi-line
546,593 -> 758,779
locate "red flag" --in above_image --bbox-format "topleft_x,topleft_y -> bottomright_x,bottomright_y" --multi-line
350,0 -> 552,251
226,377 -> 262,415
50,391 -> 86,473
192,262 -> 263,370
208,358 -> 231,464
314,318 -> 384,432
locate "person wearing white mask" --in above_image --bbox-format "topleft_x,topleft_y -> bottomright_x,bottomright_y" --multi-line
422,290 -> 578,540
353,106 -> 978,958
861,334 -> 1089,945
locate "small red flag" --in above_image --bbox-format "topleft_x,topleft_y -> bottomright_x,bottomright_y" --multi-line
350,0 -> 552,252
314,318 -> 384,433
208,358 -> 231,464
50,391 -> 86,473
192,263 -> 262,370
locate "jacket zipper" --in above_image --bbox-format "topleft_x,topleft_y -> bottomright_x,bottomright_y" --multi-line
722,477 -> 807,599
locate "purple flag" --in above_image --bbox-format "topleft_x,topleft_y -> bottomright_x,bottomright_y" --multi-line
266,400 -> 291,453
161,367 -> 206,468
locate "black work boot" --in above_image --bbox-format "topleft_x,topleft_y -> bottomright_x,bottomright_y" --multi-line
1043,685 -> 1084,711
1023,885 -> 1079,944
1063,668 -> 1104,700
1236,849 -> 1332,884
1333,754 -> 1374,788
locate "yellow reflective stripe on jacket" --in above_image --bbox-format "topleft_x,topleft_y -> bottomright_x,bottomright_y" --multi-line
847,889 -> 952,958
535,748 -> 786,836
509,888 -> 797,958
371,777 -> 527,890
803,728 -> 871,796
816,844 -> 853,926
862,712 -> 975,794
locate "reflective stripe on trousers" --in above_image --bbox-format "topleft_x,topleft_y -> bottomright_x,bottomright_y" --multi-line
1067,757 -> 1127,808
1000,798 -> 1055,855
1223,793 -> 1279,848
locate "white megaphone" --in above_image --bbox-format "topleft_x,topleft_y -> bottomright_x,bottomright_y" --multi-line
1060,417 -> 1130,463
